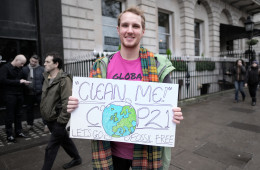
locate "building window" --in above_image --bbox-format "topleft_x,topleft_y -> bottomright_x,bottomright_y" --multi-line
226,40 -> 233,51
158,12 -> 171,54
194,21 -> 201,56
102,0 -> 123,52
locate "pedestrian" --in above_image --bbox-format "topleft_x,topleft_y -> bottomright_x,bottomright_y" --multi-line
245,60 -> 260,106
40,52 -> 81,170
67,7 -> 183,170
0,54 -> 30,143
22,54 -> 49,133
232,59 -> 246,103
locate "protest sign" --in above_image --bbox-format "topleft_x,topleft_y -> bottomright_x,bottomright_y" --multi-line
70,77 -> 178,147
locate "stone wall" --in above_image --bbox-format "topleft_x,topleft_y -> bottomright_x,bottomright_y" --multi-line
61,0 -> 249,60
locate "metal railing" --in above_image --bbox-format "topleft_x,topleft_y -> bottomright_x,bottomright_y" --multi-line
64,53 -> 237,101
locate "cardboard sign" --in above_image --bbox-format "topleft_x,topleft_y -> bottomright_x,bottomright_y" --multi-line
70,77 -> 179,147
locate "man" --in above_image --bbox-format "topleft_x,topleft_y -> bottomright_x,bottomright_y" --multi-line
40,52 -> 81,170
22,54 -> 49,132
245,60 -> 260,106
67,7 -> 183,169
0,54 -> 30,143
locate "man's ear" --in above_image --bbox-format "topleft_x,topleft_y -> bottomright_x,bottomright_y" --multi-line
117,26 -> 120,35
55,62 -> 59,68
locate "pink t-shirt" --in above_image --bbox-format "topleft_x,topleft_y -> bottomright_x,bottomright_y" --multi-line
107,51 -> 143,160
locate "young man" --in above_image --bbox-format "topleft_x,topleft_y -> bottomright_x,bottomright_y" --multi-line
22,55 -> 48,132
67,7 -> 183,169
40,52 -> 81,170
245,60 -> 260,106
0,54 -> 30,143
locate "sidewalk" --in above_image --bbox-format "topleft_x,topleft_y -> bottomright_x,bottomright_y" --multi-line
0,89 -> 260,170
0,120 -> 49,156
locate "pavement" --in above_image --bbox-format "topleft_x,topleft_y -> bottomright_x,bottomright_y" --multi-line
0,89 -> 260,170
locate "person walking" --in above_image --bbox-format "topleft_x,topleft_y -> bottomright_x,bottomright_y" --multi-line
0,54 -> 30,143
245,60 -> 260,106
40,52 -> 81,170
232,59 -> 246,103
22,54 -> 49,133
67,7 -> 183,170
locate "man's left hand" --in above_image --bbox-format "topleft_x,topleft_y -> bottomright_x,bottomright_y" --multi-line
172,107 -> 183,124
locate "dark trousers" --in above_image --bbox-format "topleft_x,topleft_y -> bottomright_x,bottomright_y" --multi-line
24,94 -> 41,125
248,84 -> 258,102
112,155 -> 132,170
4,94 -> 24,137
42,121 -> 80,170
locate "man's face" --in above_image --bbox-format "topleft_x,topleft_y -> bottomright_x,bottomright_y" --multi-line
30,57 -> 39,67
16,59 -> 26,68
117,12 -> 145,49
44,56 -> 58,73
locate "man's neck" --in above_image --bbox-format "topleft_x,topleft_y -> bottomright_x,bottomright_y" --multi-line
49,69 -> 59,79
11,61 -> 16,67
120,45 -> 140,60
29,63 -> 38,68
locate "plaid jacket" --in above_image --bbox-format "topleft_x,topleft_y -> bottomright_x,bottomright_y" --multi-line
90,47 -> 174,169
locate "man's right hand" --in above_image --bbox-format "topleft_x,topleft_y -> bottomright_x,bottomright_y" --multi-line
67,96 -> 79,113
20,79 -> 31,85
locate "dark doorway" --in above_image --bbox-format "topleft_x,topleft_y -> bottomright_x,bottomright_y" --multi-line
0,38 -> 37,63
201,83 -> 210,95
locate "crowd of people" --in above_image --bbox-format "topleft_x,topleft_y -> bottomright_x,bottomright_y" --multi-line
0,54 -> 49,143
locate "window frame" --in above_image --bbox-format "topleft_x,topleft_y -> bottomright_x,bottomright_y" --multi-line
158,10 -> 173,55
194,20 -> 203,56
101,0 -> 125,52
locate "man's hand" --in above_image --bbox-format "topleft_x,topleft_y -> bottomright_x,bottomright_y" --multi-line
172,107 -> 183,124
67,96 -> 79,113
244,83 -> 248,87
20,79 -> 31,85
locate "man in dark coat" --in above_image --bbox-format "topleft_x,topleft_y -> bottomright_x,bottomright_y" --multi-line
41,52 -> 81,170
0,54 -> 30,143
245,60 -> 260,106
22,55 -> 48,132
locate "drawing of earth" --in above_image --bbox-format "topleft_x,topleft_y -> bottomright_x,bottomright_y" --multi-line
102,102 -> 136,138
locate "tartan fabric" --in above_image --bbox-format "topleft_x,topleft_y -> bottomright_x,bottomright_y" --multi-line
91,140 -> 113,170
90,57 -> 105,78
90,47 -> 162,169
140,47 -> 159,82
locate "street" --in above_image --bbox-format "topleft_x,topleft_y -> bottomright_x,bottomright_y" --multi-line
0,89 -> 260,170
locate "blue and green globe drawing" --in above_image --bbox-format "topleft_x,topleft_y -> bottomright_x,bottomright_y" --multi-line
102,102 -> 136,138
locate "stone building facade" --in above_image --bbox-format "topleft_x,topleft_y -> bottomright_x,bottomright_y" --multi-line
61,0 -> 260,60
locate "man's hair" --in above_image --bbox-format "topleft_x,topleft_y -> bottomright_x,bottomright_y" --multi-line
46,52 -> 63,69
31,54 -> 39,60
117,6 -> 145,29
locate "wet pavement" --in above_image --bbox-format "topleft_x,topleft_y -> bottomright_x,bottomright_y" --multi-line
0,89 -> 260,170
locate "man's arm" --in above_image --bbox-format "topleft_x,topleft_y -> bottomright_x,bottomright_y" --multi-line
0,65 -> 25,85
162,74 -> 183,123
163,74 -> 172,83
57,76 -> 72,124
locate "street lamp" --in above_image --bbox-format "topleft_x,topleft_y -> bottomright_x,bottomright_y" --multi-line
244,16 -> 255,66
245,16 -> 254,34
